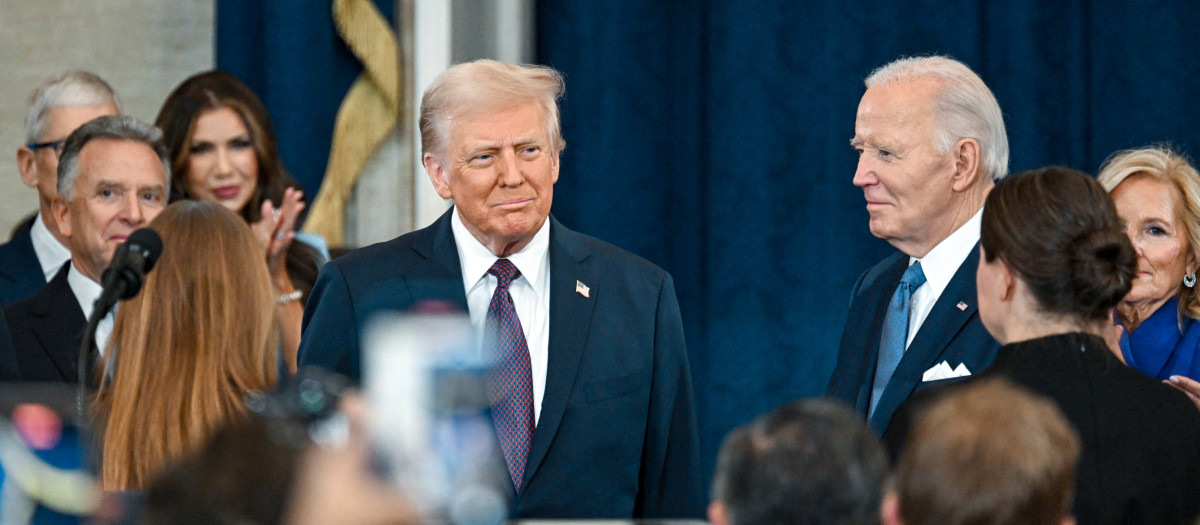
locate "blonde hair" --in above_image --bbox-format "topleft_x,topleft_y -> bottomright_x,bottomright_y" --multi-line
95,200 -> 277,490
419,59 -> 565,159
1097,145 -> 1200,322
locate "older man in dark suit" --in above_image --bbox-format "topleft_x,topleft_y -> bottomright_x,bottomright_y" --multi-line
297,60 -> 702,519
4,116 -> 169,383
827,56 -> 1006,433
0,71 -> 120,306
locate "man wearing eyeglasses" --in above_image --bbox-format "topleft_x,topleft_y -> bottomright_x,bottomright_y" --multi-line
0,71 -> 120,305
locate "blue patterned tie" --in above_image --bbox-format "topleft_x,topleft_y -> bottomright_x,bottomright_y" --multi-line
869,261 -> 926,423
486,258 -> 534,491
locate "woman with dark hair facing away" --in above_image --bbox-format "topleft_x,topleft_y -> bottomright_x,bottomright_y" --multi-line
887,167 -> 1200,525
155,70 -> 324,374
94,200 -> 278,490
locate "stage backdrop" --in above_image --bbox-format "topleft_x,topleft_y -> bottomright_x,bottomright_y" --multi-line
215,0 -> 395,198
216,0 -> 1200,494
536,0 -> 1200,487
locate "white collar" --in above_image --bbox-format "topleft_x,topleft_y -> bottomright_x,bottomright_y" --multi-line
451,207 -> 551,294
909,207 -> 983,297
31,213 -> 71,282
67,262 -> 103,321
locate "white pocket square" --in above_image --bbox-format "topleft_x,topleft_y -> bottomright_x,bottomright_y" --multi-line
922,361 -> 971,382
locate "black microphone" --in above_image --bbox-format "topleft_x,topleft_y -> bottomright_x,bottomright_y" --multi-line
96,228 -> 164,311
77,227 -> 163,423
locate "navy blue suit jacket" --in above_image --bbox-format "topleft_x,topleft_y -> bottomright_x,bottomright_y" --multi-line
0,217 -> 47,306
826,243 -> 1000,433
0,297 -> 17,381
297,209 -> 703,519
3,263 -> 87,383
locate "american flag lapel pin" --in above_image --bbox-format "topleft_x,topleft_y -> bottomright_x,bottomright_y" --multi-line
957,301 -> 968,311
576,280 -> 590,298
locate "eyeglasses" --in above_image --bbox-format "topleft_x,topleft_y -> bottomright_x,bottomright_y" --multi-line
27,139 -> 67,157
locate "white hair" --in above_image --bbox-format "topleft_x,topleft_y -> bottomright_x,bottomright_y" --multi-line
866,56 -> 1009,180
25,71 -> 121,144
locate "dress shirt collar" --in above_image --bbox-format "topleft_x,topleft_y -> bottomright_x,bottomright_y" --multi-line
451,206 -> 551,294
909,207 -> 982,298
67,262 -> 116,356
31,212 -> 72,282
67,263 -> 103,321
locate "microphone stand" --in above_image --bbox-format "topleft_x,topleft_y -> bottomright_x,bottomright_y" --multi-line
75,292 -> 118,428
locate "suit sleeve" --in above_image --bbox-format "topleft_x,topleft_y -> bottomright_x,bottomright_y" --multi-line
637,273 -> 704,518
826,267 -> 871,397
0,301 -> 20,381
297,261 -> 363,382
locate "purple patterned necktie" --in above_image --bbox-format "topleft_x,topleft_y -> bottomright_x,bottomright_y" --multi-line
486,258 -> 534,491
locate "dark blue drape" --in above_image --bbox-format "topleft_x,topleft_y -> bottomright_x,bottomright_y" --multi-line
537,0 -> 1200,488
215,0 -> 395,196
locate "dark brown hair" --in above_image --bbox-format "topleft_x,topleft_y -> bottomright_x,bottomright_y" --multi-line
981,166 -> 1136,321
155,70 -> 299,223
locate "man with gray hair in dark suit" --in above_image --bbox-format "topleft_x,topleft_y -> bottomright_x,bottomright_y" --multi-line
1,71 -> 120,306
828,55 -> 1007,433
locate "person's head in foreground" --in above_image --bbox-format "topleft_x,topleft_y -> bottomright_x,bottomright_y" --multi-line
709,398 -> 888,525
883,378 -> 1080,525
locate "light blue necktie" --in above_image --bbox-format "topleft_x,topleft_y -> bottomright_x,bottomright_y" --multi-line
869,261 -> 926,423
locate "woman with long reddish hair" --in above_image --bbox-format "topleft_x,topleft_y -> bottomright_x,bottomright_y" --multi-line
95,200 -> 278,490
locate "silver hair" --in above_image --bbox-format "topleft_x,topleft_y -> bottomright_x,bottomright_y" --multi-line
866,55 -> 1009,181
25,71 -> 121,144
57,116 -> 171,200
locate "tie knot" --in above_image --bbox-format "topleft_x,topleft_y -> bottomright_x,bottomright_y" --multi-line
902,261 -> 927,289
489,258 -> 521,289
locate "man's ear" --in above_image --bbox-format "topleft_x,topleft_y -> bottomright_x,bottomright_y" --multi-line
17,146 -> 39,189
881,491 -> 904,525
708,501 -> 729,525
551,150 -> 560,184
423,153 -> 454,200
950,138 -> 982,192
51,196 -> 71,238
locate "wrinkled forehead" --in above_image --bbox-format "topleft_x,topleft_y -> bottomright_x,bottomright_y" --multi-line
76,139 -> 167,183
443,100 -> 552,144
858,78 -> 941,124
42,103 -> 119,140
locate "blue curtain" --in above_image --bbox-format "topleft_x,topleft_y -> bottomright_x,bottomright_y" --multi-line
215,0 -> 395,197
537,0 -> 1200,486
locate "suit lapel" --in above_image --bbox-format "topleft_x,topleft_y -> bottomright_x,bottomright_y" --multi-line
873,243 -> 982,426
522,217 -> 595,488
0,219 -> 44,297
28,264 -> 86,382
846,255 -> 908,413
409,209 -> 469,307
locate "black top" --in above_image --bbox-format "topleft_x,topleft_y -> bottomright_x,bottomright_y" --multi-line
887,332 -> 1200,525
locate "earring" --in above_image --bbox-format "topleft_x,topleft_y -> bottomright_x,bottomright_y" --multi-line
1185,271 -> 1197,288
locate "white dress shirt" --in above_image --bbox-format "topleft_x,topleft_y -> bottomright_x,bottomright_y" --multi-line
904,208 -> 983,348
451,207 -> 551,424
30,213 -> 71,282
67,263 -> 114,357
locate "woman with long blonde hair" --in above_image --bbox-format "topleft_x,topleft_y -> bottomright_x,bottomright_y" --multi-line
94,199 -> 278,490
